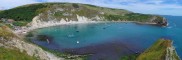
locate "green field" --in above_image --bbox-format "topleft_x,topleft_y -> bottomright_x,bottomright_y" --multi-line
0,47 -> 38,60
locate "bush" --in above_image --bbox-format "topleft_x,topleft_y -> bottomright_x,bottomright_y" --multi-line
13,21 -> 28,26
0,47 -> 38,60
0,4 -> 47,22
72,4 -> 79,8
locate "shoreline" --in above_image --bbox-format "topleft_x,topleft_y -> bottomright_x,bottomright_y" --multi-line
13,21 -> 128,35
13,20 -> 165,36
14,21 -> 98,36
13,14 -> 167,35
11,19 -> 169,60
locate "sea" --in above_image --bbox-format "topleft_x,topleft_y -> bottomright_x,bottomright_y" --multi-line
29,15 -> 182,60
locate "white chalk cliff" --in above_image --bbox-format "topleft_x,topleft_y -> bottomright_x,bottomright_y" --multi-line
30,14 -> 102,29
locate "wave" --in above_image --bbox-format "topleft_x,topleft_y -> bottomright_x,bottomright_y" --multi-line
167,26 -> 173,29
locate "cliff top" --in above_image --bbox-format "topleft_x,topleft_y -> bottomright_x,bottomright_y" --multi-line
136,39 -> 180,60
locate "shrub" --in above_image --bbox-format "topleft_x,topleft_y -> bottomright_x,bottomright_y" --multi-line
72,4 -> 79,8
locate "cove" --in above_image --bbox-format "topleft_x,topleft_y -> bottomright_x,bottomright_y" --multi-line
28,16 -> 182,60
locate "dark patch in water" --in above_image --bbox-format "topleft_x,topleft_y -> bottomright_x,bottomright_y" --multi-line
76,31 -> 79,32
61,40 -> 142,60
31,35 -> 56,46
36,35 -> 53,41
31,38 -> 62,50
30,38 -> 143,60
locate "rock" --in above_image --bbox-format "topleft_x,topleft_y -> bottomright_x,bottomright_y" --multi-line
37,35 -> 53,41
153,16 -> 168,26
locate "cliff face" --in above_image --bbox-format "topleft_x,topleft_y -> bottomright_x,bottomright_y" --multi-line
152,16 -> 168,26
29,14 -> 98,29
137,39 -> 180,60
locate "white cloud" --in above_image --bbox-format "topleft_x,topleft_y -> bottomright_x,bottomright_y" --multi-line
0,0 -> 182,16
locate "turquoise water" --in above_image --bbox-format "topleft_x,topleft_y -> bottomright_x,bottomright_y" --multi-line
29,15 -> 182,60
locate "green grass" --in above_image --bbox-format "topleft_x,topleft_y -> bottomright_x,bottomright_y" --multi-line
0,3 -> 164,27
120,39 -> 180,60
0,47 -> 38,60
0,26 -> 17,40
120,54 -> 138,60
137,39 -> 175,60
13,21 -> 28,26
83,4 -> 130,15
0,4 -> 47,22
104,13 -> 153,22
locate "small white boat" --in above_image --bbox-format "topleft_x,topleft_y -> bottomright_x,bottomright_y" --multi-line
77,41 -> 79,43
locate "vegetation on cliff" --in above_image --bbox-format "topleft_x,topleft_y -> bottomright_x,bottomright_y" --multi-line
119,39 -> 180,60
0,47 -> 38,60
0,4 -> 46,22
136,39 -> 180,60
0,26 -> 17,40
0,23 -> 87,60
0,2 -> 172,60
0,26 -> 38,60
0,3 -> 167,27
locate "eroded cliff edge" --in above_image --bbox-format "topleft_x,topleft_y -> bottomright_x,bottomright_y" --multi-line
0,26 -> 64,60
137,39 -> 180,60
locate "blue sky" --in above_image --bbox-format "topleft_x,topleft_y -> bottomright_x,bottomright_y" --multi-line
0,0 -> 182,16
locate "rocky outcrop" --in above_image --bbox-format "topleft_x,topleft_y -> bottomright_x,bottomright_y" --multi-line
152,16 -> 168,26
166,41 -> 180,60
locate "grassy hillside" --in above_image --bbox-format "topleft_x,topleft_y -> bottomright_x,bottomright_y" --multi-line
119,39 -> 180,60
136,39 -> 180,60
0,26 -> 37,60
0,3 -> 166,26
0,26 -> 17,40
0,3 -> 129,22
0,4 -> 46,22
0,47 -> 38,60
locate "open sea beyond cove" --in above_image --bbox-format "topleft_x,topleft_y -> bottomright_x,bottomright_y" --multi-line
29,15 -> 182,60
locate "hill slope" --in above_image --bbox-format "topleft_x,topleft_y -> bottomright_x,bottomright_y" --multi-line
120,39 -> 180,60
0,3 -> 167,27
0,47 -> 38,60
137,39 -> 180,60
